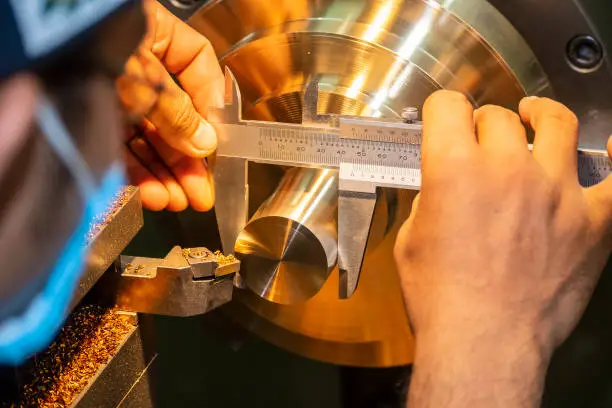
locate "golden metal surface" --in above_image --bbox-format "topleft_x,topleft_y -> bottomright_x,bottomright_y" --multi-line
190,0 -> 550,366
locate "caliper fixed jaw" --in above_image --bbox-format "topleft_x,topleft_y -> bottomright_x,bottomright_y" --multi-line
208,66 -> 243,125
337,180 -> 378,299
209,68 -> 250,258
111,246 -> 240,317
212,157 -> 248,257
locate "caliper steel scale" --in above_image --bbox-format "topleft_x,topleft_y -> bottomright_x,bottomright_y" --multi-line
209,68 -> 612,299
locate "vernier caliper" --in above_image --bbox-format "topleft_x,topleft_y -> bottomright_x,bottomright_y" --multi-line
208,67 -> 612,299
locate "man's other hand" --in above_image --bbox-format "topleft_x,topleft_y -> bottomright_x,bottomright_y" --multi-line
395,92 -> 612,407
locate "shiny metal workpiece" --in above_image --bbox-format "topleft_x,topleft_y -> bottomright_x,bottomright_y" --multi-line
235,167 -> 338,304
103,247 -> 239,317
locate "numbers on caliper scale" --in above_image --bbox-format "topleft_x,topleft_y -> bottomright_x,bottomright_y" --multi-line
216,119 -> 610,191
344,121 -> 423,145
257,127 -> 338,166
256,126 -> 421,170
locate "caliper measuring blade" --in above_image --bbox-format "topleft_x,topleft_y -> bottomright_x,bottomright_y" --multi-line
211,68 -> 249,255
213,157 -> 248,255
338,189 -> 377,299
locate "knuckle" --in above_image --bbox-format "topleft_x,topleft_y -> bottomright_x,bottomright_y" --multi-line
475,104 -> 519,123
423,146 -> 475,184
425,90 -> 470,110
540,177 -> 562,201
393,237 -> 404,260
201,36 -> 214,52
475,104 -> 503,115
394,230 -> 416,262
538,98 -> 579,128
170,100 -> 199,136
410,193 -> 421,212
443,144 -> 474,163
487,151 -> 523,172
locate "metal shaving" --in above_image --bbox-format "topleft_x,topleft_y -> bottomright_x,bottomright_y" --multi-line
13,305 -> 133,407
214,250 -> 237,265
86,187 -> 132,243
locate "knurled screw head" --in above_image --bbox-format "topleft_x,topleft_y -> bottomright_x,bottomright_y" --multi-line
401,107 -> 419,123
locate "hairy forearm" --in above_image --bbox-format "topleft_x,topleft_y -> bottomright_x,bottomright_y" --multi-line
407,329 -> 550,408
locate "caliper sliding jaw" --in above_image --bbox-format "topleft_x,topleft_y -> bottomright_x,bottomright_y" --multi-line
303,78 -> 380,298
337,189 -> 377,298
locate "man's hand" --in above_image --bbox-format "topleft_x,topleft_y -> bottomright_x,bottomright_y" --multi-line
116,0 -> 224,211
394,91 -> 612,407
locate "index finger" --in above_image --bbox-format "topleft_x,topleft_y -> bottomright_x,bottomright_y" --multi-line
422,90 -> 477,172
143,0 -> 224,113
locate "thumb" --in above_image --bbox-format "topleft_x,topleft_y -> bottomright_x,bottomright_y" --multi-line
406,192 -> 421,225
394,192 -> 421,259
120,49 -> 217,158
586,135 -> 612,232
397,192 -> 421,237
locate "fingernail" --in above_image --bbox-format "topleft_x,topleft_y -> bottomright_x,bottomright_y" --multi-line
191,119 -> 217,155
522,96 -> 539,102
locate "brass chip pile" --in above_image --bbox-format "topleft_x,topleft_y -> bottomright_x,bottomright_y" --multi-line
214,250 -> 237,265
86,187 -> 132,242
15,305 -> 134,407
